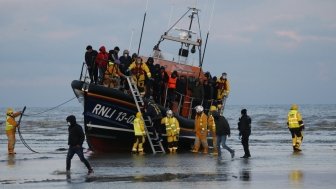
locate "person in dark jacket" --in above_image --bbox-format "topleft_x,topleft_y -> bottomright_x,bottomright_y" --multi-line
238,109 -> 251,158
85,45 -> 98,84
66,115 -> 93,175
144,100 -> 163,141
214,110 -> 234,159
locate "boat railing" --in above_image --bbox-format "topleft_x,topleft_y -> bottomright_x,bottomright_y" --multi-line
152,50 -> 198,66
79,62 -> 90,83
164,89 -> 217,119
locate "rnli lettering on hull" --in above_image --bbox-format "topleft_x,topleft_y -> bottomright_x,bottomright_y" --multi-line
92,104 -> 135,124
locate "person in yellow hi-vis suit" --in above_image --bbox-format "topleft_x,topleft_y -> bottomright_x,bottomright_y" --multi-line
128,57 -> 151,96
216,72 -> 230,101
132,112 -> 146,155
161,110 -> 180,153
192,105 -> 209,154
5,108 -> 22,154
208,106 -> 218,155
103,60 -> 124,88
287,104 -> 305,152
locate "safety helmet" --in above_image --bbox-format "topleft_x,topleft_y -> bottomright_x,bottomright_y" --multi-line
136,112 -> 142,118
291,104 -> 298,110
166,110 -> 173,117
6,108 -> 14,115
210,106 -> 217,112
195,105 -> 204,113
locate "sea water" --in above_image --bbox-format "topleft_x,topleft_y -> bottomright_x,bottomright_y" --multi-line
0,104 -> 335,188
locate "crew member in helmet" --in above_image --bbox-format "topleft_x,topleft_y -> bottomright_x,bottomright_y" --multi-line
5,108 -> 22,154
161,110 -> 180,153
216,72 -> 230,112
132,112 -> 146,155
192,105 -> 209,154
128,57 -> 151,96
287,104 -> 304,152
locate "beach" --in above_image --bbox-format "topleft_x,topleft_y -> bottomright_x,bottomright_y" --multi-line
1,105 -> 336,188
1,143 -> 336,189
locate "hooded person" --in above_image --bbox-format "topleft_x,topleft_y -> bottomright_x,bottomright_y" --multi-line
132,112 -> 146,155
238,109 -> 252,158
208,106 -> 218,155
5,108 -> 22,154
287,104 -> 304,152
95,46 -> 109,84
216,72 -> 230,102
65,115 -> 93,175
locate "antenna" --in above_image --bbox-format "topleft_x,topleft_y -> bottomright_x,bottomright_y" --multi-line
129,29 -> 135,52
200,0 -> 216,67
137,0 -> 150,55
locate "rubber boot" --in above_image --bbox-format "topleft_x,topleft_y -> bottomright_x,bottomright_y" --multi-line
202,147 -> 208,154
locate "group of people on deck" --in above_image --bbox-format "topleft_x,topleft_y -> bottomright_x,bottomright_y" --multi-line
84,45 -> 230,114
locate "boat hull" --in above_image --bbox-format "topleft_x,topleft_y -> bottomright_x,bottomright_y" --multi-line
71,80 -> 196,152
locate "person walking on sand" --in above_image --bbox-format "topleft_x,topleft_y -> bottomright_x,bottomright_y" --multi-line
238,109 -> 251,158
192,105 -> 209,154
212,107 -> 235,159
132,112 -> 146,155
208,106 -> 218,155
66,115 -> 93,175
5,108 -> 22,155
287,104 -> 305,152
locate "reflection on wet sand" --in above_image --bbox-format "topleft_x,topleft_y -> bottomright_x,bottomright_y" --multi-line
239,158 -> 251,181
289,170 -> 303,183
7,155 -> 16,167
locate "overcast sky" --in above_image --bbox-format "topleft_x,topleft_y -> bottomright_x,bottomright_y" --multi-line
0,0 -> 335,108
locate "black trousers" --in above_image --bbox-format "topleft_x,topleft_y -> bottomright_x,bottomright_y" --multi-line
66,146 -> 92,171
241,135 -> 250,156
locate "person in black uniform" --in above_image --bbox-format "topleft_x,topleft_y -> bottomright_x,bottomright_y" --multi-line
238,109 -> 251,158
66,115 -> 93,175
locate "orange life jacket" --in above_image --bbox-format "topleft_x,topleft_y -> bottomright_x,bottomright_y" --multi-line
168,77 -> 177,89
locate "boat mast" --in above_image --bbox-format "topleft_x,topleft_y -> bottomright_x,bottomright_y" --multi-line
137,0 -> 149,55
201,0 -> 216,68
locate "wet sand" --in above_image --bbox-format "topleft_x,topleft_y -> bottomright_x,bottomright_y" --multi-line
1,143 -> 336,189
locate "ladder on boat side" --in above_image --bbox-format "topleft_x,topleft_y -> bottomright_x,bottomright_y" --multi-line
126,76 -> 165,154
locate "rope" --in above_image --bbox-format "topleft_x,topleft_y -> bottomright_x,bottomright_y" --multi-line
15,96 -> 77,153
17,106 -> 39,153
23,97 -> 77,117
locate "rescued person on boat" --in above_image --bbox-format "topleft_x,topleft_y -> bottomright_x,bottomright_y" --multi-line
95,46 -> 109,85
84,45 -> 98,84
